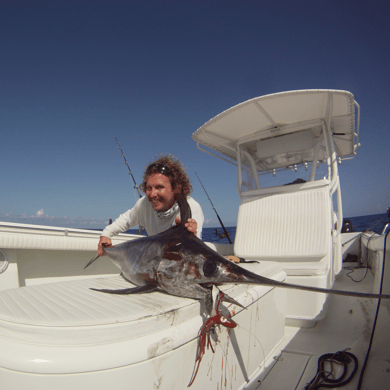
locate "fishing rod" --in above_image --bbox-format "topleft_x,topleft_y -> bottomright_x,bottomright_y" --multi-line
195,172 -> 232,244
115,137 -> 143,234
115,137 -> 143,199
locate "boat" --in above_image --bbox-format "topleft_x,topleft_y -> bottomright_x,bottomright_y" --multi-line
1,89 -> 389,389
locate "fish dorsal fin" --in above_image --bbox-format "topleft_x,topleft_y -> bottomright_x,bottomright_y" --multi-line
175,193 -> 191,226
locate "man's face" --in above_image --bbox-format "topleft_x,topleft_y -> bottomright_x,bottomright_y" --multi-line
145,173 -> 176,212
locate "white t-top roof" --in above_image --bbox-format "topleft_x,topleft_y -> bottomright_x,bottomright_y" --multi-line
192,89 -> 359,169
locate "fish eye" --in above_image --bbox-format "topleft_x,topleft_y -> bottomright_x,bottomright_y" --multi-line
203,259 -> 218,277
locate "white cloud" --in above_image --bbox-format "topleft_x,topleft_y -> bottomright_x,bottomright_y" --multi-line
36,209 -> 44,217
203,217 -> 237,228
0,211 -> 108,229
204,218 -> 215,227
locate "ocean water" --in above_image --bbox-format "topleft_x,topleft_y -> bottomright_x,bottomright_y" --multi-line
345,213 -> 389,235
126,212 -> 389,244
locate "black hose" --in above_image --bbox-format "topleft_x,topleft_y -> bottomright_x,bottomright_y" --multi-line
304,350 -> 358,389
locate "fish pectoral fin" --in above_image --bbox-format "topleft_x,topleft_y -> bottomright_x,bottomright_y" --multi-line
90,285 -> 158,295
84,254 -> 99,270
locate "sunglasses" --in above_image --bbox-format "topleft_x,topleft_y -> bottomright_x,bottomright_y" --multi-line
146,163 -> 173,176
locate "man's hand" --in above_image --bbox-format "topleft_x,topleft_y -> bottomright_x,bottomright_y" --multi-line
98,236 -> 113,256
175,217 -> 198,236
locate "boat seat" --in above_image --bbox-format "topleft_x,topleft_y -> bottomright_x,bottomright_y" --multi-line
234,181 -> 333,323
234,181 -> 332,275
0,263 -> 287,379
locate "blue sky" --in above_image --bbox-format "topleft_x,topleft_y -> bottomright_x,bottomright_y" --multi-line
1,0 -> 389,229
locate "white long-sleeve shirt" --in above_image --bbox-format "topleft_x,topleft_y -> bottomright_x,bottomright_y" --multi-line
102,196 -> 204,239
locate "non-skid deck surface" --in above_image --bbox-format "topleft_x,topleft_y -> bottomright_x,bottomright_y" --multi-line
257,267 -> 390,390
0,262 -> 284,345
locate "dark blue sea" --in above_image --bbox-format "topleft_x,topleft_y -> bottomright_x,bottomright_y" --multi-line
125,212 -> 389,244
346,213 -> 389,235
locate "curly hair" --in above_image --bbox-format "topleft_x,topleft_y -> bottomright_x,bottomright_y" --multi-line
140,155 -> 193,197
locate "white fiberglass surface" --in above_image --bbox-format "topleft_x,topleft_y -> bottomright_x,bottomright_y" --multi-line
193,90 -> 358,167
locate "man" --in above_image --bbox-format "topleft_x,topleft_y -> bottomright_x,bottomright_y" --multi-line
97,155 -> 204,256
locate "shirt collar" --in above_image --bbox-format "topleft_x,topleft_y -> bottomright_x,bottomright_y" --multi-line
155,201 -> 179,220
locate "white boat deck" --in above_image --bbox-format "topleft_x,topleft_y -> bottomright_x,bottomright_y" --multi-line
255,264 -> 390,390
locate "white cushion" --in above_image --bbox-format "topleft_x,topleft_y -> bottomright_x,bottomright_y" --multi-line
234,186 -> 331,261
